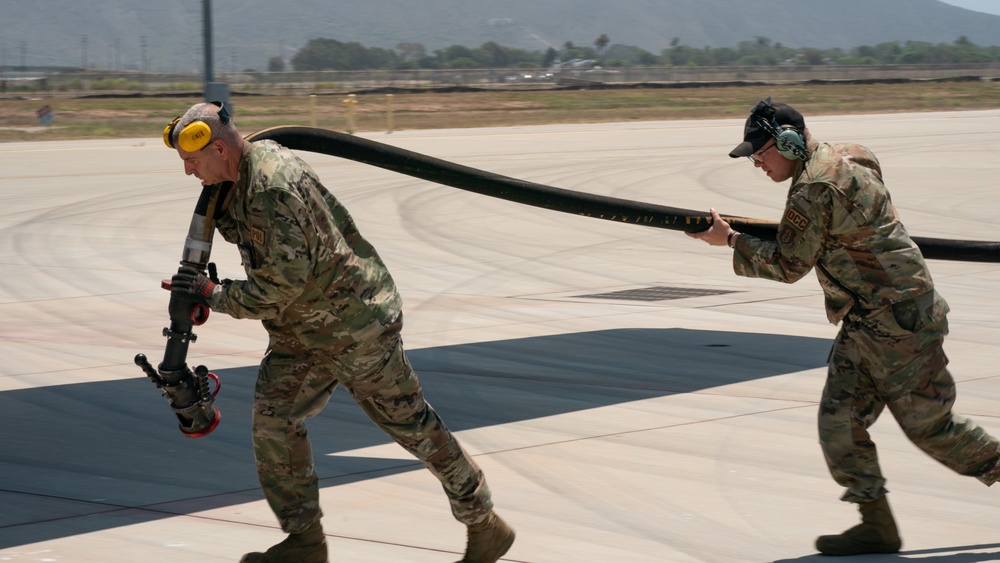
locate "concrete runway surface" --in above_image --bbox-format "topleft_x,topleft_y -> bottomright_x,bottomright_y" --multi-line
2,109 -> 1000,562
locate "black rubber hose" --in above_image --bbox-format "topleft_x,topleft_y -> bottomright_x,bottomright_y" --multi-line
246,126 -> 1000,263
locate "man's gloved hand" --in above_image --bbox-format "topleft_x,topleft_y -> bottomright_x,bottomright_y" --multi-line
171,266 -> 218,307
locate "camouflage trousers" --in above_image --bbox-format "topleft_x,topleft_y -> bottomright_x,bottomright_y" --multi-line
252,322 -> 493,534
819,298 -> 1000,503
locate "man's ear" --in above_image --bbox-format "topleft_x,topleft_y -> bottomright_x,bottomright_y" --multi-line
210,138 -> 227,158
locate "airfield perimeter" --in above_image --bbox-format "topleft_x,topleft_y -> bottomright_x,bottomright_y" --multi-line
2,109 -> 1000,562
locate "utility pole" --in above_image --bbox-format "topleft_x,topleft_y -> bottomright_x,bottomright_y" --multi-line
203,0 -> 213,83
202,0 -> 230,109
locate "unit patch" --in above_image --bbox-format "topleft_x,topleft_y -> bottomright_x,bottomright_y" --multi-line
784,207 -> 810,231
250,226 -> 266,247
779,225 -> 798,245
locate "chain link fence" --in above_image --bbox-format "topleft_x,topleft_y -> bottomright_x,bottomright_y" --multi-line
2,63 -> 1000,97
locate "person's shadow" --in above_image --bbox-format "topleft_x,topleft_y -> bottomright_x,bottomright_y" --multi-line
3,327 -> 829,548
774,544 -> 1000,562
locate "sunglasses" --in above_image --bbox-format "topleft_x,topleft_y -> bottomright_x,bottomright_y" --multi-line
746,139 -> 776,163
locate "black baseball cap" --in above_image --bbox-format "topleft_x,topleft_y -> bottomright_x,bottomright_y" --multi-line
729,97 -> 806,158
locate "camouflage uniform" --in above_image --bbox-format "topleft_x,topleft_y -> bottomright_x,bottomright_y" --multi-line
732,140 -> 1000,502
208,140 -> 493,533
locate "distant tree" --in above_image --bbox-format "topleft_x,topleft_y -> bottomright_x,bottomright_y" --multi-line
267,56 -> 285,72
818,47 -> 846,64
837,55 -> 879,65
439,44 -> 477,63
445,57 -> 479,69
799,48 -> 826,65
595,34 -> 610,57
602,44 -> 661,67
396,42 -> 427,62
897,50 -> 928,64
636,50 -> 659,66
867,42 -> 901,63
416,55 -> 441,69
951,35 -> 993,62
854,45 -> 877,59
734,36 -> 782,65
559,41 -> 596,62
542,47 -> 559,67
291,38 -> 396,70
502,46 -> 543,67
479,41 -> 510,67
282,34 -> 1000,73
693,45 -> 721,66
664,44 -> 696,66
711,47 -> 740,65
293,38 -> 350,70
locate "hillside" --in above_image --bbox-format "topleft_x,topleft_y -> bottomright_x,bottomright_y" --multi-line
3,0 -> 1000,73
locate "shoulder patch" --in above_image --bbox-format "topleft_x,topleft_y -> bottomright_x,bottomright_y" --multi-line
779,225 -> 798,245
250,226 -> 266,247
784,207 -> 810,231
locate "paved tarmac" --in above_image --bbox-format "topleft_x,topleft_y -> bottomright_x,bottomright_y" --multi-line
2,109 -> 1000,562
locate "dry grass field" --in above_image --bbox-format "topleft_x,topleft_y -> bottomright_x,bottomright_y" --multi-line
1,80 -> 999,142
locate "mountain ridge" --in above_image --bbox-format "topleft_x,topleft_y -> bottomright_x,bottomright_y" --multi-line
3,0 -> 1000,72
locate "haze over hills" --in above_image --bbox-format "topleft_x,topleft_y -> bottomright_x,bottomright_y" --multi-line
3,0 -> 1000,73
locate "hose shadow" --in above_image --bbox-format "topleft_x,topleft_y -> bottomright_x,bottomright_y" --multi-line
0,327 -> 828,549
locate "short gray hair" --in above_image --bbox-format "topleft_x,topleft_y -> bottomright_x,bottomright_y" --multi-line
170,102 -> 240,148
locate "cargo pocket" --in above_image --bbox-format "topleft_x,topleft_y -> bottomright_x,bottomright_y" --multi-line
890,299 -> 920,334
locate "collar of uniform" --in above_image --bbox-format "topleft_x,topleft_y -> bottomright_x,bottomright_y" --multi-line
233,142 -> 253,195
215,142 -> 253,217
791,138 -> 821,185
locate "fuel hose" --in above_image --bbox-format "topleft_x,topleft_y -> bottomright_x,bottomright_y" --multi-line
246,126 -> 1000,263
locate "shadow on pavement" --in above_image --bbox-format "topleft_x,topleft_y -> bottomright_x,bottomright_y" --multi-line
0,327 -> 829,548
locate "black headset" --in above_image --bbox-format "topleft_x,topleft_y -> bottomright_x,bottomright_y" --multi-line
751,100 -> 807,161
163,101 -> 230,152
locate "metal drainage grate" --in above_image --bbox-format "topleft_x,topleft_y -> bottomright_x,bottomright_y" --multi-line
575,286 -> 738,302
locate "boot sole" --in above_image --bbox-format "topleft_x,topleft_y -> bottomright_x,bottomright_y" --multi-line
459,529 -> 516,563
816,538 -> 901,556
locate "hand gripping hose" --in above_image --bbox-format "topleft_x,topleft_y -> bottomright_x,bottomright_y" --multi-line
246,126 -> 999,262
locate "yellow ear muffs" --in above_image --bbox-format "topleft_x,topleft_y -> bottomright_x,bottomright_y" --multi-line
163,117 -> 214,152
176,121 -> 213,152
163,102 -> 229,151
163,116 -> 182,148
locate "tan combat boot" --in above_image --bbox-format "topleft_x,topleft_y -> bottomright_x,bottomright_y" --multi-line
455,512 -> 516,563
240,520 -> 328,563
815,496 -> 901,556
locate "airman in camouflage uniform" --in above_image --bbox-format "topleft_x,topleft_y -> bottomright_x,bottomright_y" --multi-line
167,102 -> 515,563
688,98 -> 1000,556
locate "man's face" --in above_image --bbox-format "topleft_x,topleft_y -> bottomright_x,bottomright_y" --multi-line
177,140 -> 226,185
750,138 -> 797,183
